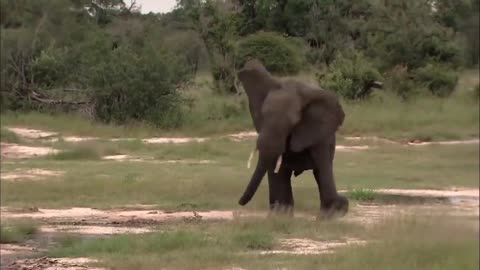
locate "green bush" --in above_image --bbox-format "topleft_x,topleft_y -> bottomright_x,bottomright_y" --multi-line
1,220 -> 39,244
0,128 -> 21,143
91,46 -> 190,128
318,52 -> 382,100
384,65 -> 421,100
236,32 -> 305,75
31,48 -> 70,88
413,63 -> 458,97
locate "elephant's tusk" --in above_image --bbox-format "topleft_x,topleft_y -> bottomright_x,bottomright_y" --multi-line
247,149 -> 257,169
274,155 -> 282,173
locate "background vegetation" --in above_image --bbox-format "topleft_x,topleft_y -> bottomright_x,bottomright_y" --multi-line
0,0 -> 478,133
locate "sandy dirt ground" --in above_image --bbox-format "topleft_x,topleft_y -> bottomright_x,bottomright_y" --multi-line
0,143 -> 59,159
101,154 -> 215,164
1,169 -> 64,182
259,238 -> 367,255
4,257 -> 105,270
7,127 -> 479,146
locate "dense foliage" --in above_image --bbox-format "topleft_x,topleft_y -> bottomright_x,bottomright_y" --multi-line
0,0 -> 478,125
236,32 -> 304,75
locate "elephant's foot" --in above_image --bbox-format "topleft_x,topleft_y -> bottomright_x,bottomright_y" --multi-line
268,202 -> 294,217
318,195 -> 349,220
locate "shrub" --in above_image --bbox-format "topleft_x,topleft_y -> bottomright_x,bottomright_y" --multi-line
413,63 -> 458,97
90,46 -> 190,128
236,32 -> 305,75
31,48 -> 70,88
0,128 -> 21,143
384,65 -> 421,100
1,220 -> 39,244
318,52 -> 382,100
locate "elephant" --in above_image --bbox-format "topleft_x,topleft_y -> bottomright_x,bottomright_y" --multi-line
237,59 -> 348,218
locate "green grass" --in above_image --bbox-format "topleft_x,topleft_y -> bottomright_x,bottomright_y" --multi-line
340,90 -> 479,140
1,138 -> 477,210
346,188 -> 378,202
232,227 -> 275,250
47,146 -> 102,161
47,217 -> 361,269
0,128 -> 22,143
0,219 -> 39,243
321,218 -> 478,270
46,215 -> 478,270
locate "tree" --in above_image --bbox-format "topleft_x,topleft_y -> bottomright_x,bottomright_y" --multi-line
177,0 -> 239,94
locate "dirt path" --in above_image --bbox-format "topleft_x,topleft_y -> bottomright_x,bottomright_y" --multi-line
259,238 -> 367,255
0,143 -> 59,159
1,169 -> 64,182
1,189 -> 477,233
102,154 -> 216,164
7,126 -> 479,146
4,127 -> 478,162
4,257 -> 104,270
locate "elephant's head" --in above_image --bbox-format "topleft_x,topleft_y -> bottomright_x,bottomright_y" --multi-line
237,59 -> 340,206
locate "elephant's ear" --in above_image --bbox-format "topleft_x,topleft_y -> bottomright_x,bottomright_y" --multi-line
289,90 -> 344,152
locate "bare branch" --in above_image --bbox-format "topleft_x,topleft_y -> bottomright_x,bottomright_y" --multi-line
126,0 -> 137,12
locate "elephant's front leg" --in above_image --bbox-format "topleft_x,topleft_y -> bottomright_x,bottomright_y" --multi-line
311,138 -> 348,219
267,165 -> 294,215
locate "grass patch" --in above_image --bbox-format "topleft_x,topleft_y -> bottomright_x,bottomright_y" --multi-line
318,217 -> 479,270
48,146 -> 101,161
45,140 -> 128,160
50,230 -> 209,258
346,189 -> 377,202
232,228 -> 274,250
1,141 -> 477,209
152,139 -> 234,161
0,128 -> 21,143
0,219 -> 39,243
340,90 -> 479,140
47,215 -> 478,270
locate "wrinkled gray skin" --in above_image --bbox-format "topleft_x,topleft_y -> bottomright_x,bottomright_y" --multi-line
237,59 -> 348,218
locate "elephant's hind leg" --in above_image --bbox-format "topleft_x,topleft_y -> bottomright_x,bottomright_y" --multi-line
268,166 -> 294,215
